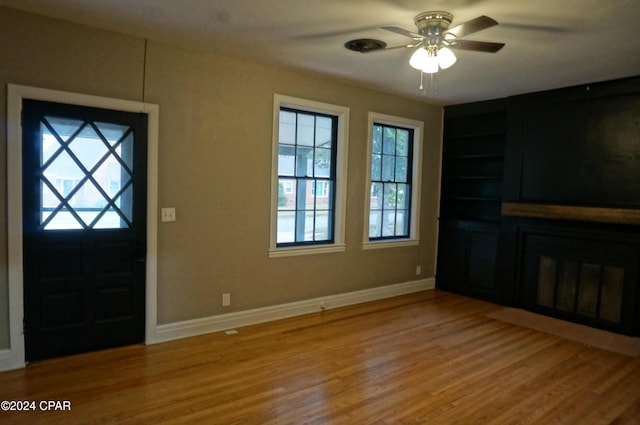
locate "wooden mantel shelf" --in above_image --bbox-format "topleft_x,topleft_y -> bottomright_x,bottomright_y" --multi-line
501,202 -> 640,225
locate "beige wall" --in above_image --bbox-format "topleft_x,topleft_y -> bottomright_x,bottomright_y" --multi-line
0,8 -> 442,347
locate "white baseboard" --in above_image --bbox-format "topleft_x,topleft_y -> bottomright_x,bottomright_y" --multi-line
0,348 -> 26,372
154,277 -> 435,343
0,278 -> 434,370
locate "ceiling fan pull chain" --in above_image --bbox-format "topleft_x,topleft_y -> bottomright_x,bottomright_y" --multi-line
430,72 -> 438,94
420,73 -> 438,95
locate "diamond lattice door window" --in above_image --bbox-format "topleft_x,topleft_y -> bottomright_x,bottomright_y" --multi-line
40,116 -> 134,230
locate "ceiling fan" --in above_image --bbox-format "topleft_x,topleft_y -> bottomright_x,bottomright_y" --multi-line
347,11 -> 505,75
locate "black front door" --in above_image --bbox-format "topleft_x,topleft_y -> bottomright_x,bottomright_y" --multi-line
22,100 -> 147,362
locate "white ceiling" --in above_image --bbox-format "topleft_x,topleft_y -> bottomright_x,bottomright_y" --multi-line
3,0 -> 640,105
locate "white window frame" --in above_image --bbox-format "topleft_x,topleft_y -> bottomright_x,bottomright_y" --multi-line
269,94 -> 349,258
363,112 -> 423,250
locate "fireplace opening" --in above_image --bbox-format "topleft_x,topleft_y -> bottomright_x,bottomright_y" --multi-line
536,257 -> 623,324
520,229 -> 638,335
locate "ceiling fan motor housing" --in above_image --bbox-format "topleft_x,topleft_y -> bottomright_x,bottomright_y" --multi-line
414,11 -> 453,45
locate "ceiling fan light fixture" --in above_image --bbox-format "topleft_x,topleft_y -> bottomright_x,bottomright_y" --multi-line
409,47 -> 428,70
423,47 -> 439,73
380,10 -> 503,90
409,46 -> 441,73
437,47 -> 457,69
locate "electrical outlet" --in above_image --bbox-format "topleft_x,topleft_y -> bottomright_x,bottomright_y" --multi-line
416,265 -> 422,276
222,293 -> 231,307
161,207 -> 176,222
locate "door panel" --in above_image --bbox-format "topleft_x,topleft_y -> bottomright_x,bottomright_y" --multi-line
22,100 -> 147,361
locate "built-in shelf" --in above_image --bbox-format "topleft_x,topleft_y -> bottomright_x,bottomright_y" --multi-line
441,130 -> 505,222
437,100 -> 507,303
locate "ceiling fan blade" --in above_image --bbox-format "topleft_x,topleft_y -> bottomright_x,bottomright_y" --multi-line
386,44 -> 417,50
381,26 -> 422,40
452,39 -> 505,53
446,15 -> 498,38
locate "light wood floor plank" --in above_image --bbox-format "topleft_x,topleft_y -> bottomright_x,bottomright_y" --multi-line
1,290 -> 638,424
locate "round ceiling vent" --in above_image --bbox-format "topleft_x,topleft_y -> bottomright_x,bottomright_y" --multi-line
344,38 -> 387,53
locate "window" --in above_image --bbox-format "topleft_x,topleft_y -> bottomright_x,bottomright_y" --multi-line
270,95 -> 349,257
364,113 -> 423,249
38,116 -> 135,230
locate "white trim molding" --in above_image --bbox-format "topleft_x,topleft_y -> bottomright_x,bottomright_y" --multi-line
269,94 -> 350,258
155,278 -> 435,343
2,84 -> 159,371
363,112 -> 424,249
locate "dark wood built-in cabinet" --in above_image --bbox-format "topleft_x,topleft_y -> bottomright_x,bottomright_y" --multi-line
436,100 -> 507,303
437,76 -> 640,335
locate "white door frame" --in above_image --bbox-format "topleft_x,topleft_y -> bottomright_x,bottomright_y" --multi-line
3,84 -> 159,370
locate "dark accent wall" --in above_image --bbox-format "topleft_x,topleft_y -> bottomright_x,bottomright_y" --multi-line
505,77 -> 640,207
438,76 -> 640,335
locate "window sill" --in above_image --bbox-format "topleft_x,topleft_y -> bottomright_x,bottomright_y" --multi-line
269,243 -> 346,258
363,239 -> 419,250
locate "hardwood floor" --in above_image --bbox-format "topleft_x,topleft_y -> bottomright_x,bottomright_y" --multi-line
1,290 -> 639,424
